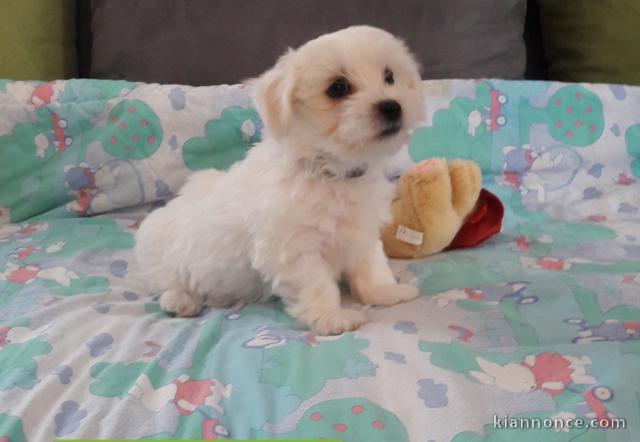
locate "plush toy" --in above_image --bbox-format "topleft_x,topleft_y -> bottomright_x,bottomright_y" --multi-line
382,158 -> 504,259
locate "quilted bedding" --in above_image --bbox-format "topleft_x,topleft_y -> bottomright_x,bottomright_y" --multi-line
0,78 -> 639,442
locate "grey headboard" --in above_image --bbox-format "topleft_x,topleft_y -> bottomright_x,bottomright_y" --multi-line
77,0 -> 547,85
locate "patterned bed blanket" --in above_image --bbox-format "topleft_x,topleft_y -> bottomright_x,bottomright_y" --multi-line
0,78 -> 639,442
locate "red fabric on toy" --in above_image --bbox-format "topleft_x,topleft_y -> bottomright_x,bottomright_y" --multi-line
446,189 -> 504,250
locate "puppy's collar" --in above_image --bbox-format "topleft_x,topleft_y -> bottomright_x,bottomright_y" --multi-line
298,156 -> 368,180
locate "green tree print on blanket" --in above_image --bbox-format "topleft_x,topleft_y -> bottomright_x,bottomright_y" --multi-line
626,123 -> 640,178
100,100 -> 163,159
0,337 -> 51,390
519,85 -> 604,147
183,106 -> 261,171
260,333 -> 376,399
251,398 -> 408,441
0,413 -> 27,442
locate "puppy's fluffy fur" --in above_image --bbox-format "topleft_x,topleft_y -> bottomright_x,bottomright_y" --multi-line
135,26 -> 425,335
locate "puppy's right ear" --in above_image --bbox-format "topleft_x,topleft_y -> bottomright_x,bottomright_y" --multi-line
246,49 -> 296,139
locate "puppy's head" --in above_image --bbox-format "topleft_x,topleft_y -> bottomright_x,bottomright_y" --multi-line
250,26 -> 424,162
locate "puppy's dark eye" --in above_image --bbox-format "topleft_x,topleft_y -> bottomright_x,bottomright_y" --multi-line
326,77 -> 351,99
384,68 -> 394,85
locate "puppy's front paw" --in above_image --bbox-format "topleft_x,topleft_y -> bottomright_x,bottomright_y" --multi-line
159,289 -> 203,317
310,308 -> 367,335
360,283 -> 419,306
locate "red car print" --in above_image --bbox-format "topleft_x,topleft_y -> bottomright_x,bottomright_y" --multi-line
0,326 -> 12,348
50,112 -> 73,152
448,324 -> 474,342
584,386 -> 614,418
202,418 -> 229,440
562,385 -> 617,428
488,89 -> 508,131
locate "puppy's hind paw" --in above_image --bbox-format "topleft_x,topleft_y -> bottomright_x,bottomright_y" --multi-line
159,289 -> 203,317
310,308 -> 367,336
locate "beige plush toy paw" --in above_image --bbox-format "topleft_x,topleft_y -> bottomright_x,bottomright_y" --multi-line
381,158 -> 482,259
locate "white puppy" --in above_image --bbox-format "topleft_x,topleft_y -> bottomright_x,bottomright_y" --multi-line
135,26 -> 425,335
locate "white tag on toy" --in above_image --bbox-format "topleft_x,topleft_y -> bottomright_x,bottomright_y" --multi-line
396,225 -> 423,246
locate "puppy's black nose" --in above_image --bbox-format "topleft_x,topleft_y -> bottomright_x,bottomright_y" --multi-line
378,99 -> 402,123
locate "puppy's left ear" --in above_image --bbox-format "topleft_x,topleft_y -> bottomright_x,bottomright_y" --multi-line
246,49 -> 296,139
